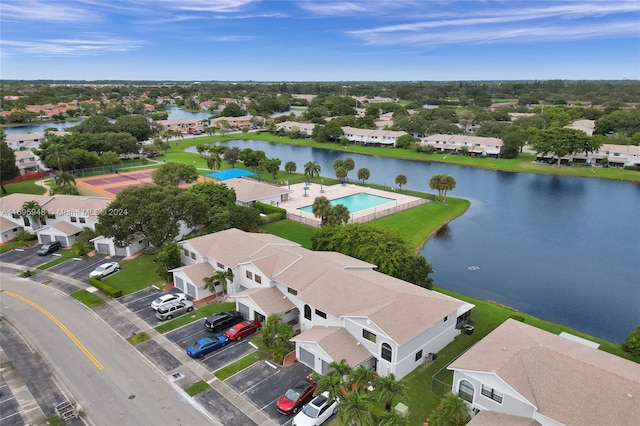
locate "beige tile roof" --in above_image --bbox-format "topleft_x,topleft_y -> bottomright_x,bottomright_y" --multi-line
467,411 -> 540,426
173,262 -> 216,289
43,195 -> 111,219
234,286 -> 294,315
0,193 -> 52,211
291,326 -> 372,367
47,221 -> 82,236
449,319 -> 640,426
186,229 -> 467,345
223,178 -> 291,204
184,228 -> 299,269
0,216 -> 22,232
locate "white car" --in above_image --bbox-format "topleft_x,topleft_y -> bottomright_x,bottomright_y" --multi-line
151,292 -> 187,310
291,391 -> 337,426
89,262 -> 120,278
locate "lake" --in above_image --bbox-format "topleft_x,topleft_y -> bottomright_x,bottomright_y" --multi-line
192,139 -> 640,343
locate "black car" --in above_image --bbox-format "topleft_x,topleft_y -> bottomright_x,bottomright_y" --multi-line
37,241 -> 62,256
204,311 -> 243,332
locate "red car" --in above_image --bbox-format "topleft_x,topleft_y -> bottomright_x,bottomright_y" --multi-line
276,377 -> 318,415
224,320 -> 261,341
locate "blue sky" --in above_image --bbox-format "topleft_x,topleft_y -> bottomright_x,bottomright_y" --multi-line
1,1 -> 639,81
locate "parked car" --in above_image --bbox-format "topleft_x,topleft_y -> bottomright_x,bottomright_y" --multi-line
291,391 -> 337,426
89,262 -> 120,278
37,241 -> 62,256
186,335 -> 228,358
204,311 -> 243,332
224,320 -> 261,341
151,292 -> 187,310
155,300 -> 194,321
276,377 -> 317,415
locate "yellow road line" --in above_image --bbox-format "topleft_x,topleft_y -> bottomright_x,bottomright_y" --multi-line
4,290 -> 104,370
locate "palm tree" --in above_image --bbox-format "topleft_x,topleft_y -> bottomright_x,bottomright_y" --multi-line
326,204 -> 350,226
395,174 -> 407,191
357,168 -> 370,185
53,171 -> 76,187
427,393 -> 471,426
19,201 -> 47,229
343,157 -> 355,181
338,390 -> 374,426
348,365 -> 376,391
335,166 -> 347,184
206,154 -> 222,171
377,408 -> 409,426
203,269 -> 234,301
311,196 -> 331,226
316,370 -> 344,404
376,373 -> 407,411
430,173 -> 456,203
43,141 -> 70,172
304,161 -> 321,178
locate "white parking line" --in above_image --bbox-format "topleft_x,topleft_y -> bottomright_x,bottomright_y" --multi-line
0,411 -> 22,422
0,395 -> 16,404
260,395 -> 281,411
200,340 -> 244,362
239,368 -> 281,396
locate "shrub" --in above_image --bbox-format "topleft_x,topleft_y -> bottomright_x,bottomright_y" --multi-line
15,230 -> 36,245
510,315 -> 526,322
622,326 -> 640,358
88,276 -> 123,298
254,201 -> 286,219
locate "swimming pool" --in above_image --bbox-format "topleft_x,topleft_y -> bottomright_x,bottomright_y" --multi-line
298,192 -> 396,214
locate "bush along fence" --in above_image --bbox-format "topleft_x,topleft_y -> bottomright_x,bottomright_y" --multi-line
88,276 -> 122,298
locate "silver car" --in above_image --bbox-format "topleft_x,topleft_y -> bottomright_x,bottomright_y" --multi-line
155,300 -> 194,320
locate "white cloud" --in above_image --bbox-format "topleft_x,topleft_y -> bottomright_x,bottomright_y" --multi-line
1,34 -> 145,56
298,1 -> 368,15
155,0 -> 256,13
0,0 -> 95,22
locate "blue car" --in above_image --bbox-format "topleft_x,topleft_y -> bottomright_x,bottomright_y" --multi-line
186,335 -> 229,358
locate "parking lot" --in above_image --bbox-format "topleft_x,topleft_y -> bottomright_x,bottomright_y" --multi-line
0,246 -> 56,268
0,375 -> 27,426
226,360 -> 314,425
117,286 -> 169,326
48,254 -> 124,281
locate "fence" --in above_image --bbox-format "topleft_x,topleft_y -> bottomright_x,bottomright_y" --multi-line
3,170 -> 50,184
69,161 -> 156,178
431,364 -> 454,397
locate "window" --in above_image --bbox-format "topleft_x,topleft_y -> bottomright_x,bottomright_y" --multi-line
288,287 -> 298,296
217,262 -> 224,269
190,252 -> 196,260
415,350 -> 423,362
443,316 -> 448,322
255,274 -> 262,284
304,305 -> 312,320
70,217 -> 77,222
362,329 -> 377,343
458,380 -> 474,403
481,385 -> 503,404
79,217 -> 86,223
315,309 -> 326,319
246,270 -> 253,279
381,343 -> 392,362
183,249 -> 189,256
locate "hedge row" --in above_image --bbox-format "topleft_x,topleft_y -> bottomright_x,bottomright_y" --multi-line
88,276 -> 123,298
254,201 -> 287,219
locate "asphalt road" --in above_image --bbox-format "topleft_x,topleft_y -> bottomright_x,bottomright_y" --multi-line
0,272 -> 218,426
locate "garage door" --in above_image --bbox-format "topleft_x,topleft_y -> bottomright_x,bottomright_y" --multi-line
238,303 -> 250,320
299,348 -> 315,369
96,243 -> 110,254
174,277 -> 185,292
186,282 -> 196,298
115,246 -> 128,256
40,235 -> 51,243
55,236 -> 66,245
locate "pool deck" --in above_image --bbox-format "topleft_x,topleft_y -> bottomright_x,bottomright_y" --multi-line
280,182 -> 428,227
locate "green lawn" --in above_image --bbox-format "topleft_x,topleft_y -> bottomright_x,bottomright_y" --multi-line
155,301 -> 236,334
184,380 -> 210,396
70,289 -> 104,307
103,254 -> 164,294
261,220 -> 315,249
36,249 -> 78,270
0,240 -> 28,254
1,180 -> 47,197
214,344 -> 262,380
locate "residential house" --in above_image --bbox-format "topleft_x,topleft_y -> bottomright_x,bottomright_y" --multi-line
14,150 -> 44,175
155,119 -> 205,134
221,178 -> 292,207
210,115 -> 255,129
536,143 -> 640,167
565,119 -> 595,136
275,121 -> 315,136
448,319 -> 640,426
5,132 -> 47,151
341,127 -> 407,147
0,193 -> 146,255
421,134 -> 504,157
172,228 -> 474,379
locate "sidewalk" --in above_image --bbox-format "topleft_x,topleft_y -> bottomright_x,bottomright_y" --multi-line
0,262 -> 276,426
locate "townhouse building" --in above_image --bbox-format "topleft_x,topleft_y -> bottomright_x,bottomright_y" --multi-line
209,115 -> 256,129
421,134 -> 504,157
155,119 -> 205,134
172,228 -> 474,380
448,319 -> 640,426
14,150 -> 44,175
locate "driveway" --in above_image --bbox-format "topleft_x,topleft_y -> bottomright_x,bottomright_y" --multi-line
47,254 -> 124,281
117,286 -> 189,327
226,360 -> 314,425
0,246 -> 57,268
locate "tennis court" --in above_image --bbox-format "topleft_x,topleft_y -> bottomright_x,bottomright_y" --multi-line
76,169 -> 168,199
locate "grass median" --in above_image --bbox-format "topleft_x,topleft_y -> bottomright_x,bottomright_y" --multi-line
70,289 -> 104,307
103,254 -> 164,294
